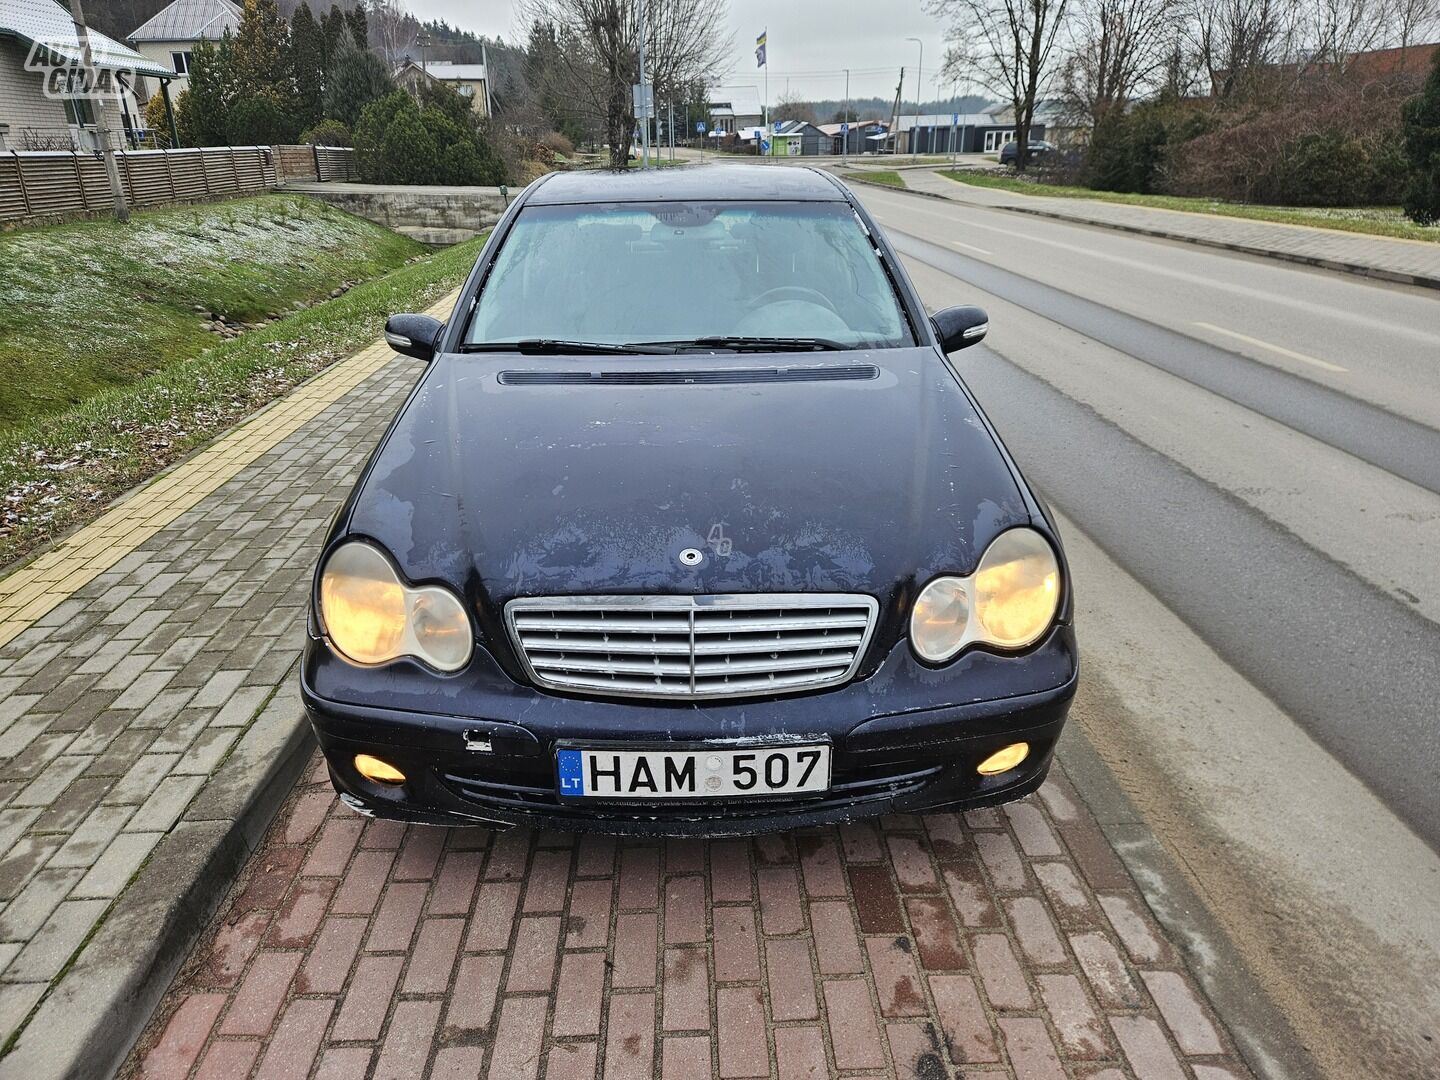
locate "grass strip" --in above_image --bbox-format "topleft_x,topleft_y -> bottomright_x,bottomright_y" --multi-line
852,170 -> 908,188
0,194 -> 425,432
0,234 -> 486,570
937,170 -> 1440,243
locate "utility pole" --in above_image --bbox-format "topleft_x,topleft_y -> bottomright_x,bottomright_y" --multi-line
637,0 -> 650,168
668,100 -> 674,162
906,37 -> 923,160
950,84 -> 958,167
480,42 -> 494,117
69,0 -> 128,222
842,68 -> 849,164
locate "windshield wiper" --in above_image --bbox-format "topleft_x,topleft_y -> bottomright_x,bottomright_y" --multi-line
459,339 -> 675,355
633,336 -> 849,352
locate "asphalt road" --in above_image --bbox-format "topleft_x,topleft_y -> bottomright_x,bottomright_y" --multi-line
848,179 -> 1440,1079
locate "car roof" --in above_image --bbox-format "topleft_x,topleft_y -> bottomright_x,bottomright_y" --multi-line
525,163 -> 848,205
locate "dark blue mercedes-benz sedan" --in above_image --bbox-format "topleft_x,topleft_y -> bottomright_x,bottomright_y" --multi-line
300,163 -> 1077,835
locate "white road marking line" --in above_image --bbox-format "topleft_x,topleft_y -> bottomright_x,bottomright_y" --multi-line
951,240 -> 993,255
1193,321 -> 1349,373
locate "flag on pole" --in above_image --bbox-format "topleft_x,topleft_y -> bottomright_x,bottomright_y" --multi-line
755,29 -> 767,68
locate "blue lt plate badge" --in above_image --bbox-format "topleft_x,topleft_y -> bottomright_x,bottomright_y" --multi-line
557,749 -> 585,796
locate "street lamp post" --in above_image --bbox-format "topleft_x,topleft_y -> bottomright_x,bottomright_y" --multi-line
906,37 -> 923,160
637,0 -> 649,168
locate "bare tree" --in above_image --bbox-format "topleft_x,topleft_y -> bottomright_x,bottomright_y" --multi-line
518,0 -> 730,167
1061,0 -> 1178,126
1182,0 -> 1296,98
367,0 -> 420,66
773,91 -> 819,124
1394,0 -> 1440,72
1305,0 -> 1393,73
928,0 -> 1072,169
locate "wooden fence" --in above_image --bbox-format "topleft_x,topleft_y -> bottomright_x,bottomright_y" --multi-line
0,145 -> 356,226
314,145 -> 356,182
273,144 -> 319,182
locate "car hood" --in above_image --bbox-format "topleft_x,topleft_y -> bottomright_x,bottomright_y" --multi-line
345,349 -> 1029,616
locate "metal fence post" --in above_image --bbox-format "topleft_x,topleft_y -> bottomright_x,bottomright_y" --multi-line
72,150 -> 87,209
12,151 -> 31,218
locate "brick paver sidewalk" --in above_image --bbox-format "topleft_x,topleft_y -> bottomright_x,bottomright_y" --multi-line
896,168 -> 1440,289
0,297 -> 453,1078
125,755 -> 1252,1079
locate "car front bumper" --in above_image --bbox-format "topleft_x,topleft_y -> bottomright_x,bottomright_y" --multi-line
301,625 -> 1078,836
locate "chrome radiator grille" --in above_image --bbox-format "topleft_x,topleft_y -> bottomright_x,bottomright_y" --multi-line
505,594 -> 879,700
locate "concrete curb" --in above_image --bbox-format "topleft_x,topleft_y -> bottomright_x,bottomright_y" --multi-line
1055,728 -> 1312,1080
835,173 -> 953,202
0,672 -> 313,1080
846,170 -> 1440,292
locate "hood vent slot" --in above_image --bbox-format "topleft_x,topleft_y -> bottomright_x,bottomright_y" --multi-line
499,365 -> 879,387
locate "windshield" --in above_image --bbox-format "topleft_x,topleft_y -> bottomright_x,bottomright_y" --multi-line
464,200 -> 912,350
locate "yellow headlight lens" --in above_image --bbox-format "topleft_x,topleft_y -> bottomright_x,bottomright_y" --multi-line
319,542 -> 472,672
320,543 -> 407,665
408,588 -> 474,671
973,529 -> 1061,649
910,529 -> 1062,663
910,576 -> 971,662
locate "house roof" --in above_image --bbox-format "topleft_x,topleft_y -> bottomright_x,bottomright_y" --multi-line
816,121 -> 888,136
772,119 -> 821,136
0,0 -> 172,77
129,0 -> 241,43
422,62 -> 488,82
1347,41 -> 1439,79
707,84 -> 763,118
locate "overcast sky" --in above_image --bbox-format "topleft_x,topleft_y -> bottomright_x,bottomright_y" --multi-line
404,0 -> 960,103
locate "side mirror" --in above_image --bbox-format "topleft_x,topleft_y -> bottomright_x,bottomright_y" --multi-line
932,305 -> 989,353
385,313 -> 444,362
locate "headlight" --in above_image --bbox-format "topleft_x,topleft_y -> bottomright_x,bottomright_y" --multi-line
318,542 -> 473,672
910,528 -> 1061,663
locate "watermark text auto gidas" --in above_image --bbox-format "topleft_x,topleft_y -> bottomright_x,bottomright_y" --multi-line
26,40 -> 135,102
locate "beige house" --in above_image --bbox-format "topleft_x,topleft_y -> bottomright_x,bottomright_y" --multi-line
394,59 -> 490,118
127,0 -> 241,94
0,0 -> 172,150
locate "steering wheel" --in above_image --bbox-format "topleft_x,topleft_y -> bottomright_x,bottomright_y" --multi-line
751,286 -> 840,315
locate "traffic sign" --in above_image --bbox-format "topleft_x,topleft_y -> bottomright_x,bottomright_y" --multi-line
760,138 -> 771,153
952,112 -> 959,125
840,123 -> 849,134
696,121 -> 706,133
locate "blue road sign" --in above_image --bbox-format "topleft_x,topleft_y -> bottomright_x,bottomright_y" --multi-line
760,139 -> 771,153
952,112 -> 959,125
696,121 -> 706,133
840,122 -> 849,134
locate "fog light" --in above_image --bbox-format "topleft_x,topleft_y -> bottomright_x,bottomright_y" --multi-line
977,742 -> 1030,776
354,754 -> 406,784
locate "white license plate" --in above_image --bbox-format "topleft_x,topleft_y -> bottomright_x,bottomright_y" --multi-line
556,745 -> 831,799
